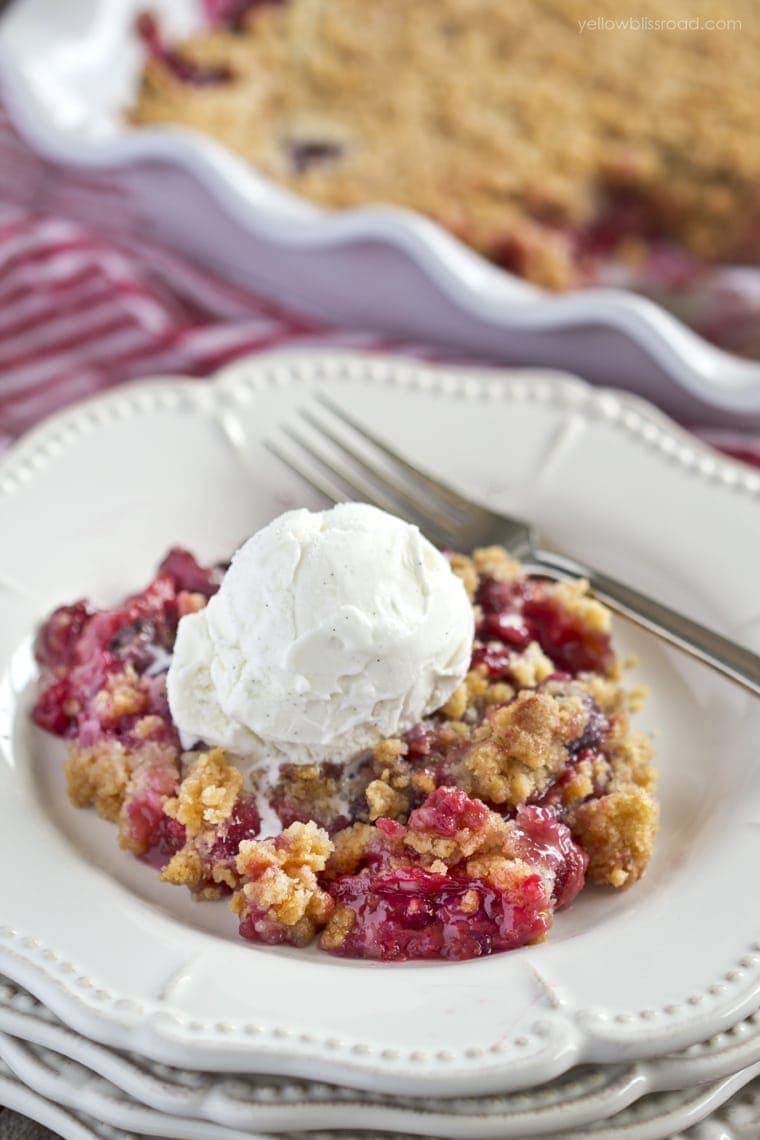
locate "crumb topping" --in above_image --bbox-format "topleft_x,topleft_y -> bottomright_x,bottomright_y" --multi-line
326,822 -> 376,878
508,641 -> 555,688
231,821 -> 335,943
37,543 -> 658,962
448,552 -> 479,599
130,0 -> 760,285
548,579 -> 612,635
570,787 -> 659,887
91,667 -> 147,723
472,547 -> 523,583
460,689 -> 589,806
65,739 -> 132,822
365,777 -> 409,822
267,761 -> 343,829
164,748 -> 242,835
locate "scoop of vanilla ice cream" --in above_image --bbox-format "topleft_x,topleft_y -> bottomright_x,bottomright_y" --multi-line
167,503 -> 474,767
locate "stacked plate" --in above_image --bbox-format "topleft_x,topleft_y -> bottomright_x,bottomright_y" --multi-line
2,351 -> 759,1139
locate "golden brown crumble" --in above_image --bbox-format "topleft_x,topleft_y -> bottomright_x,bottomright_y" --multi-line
65,736 -> 178,828
163,748 -> 242,836
131,714 -> 168,740
459,888 -> 480,915
448,553 -> 479,599
231,821 -> 335,942
176,590 -> 208,616
131,0 -> 760,284
91,666 -> 146,723
570,787 -> 659,888
319,904 -> 356,950
53,541 -> 659,962
441,681 -> 469,721
365,777 -> 409,822
606,725 -> 657,795
65,739 -> 132,822
159,844 -> 233,899
508,641 -> 555,689
160,847 -> 209,891
460,688 -> 589,806
465,852 -> 542,897
411,769 -> 438,797
362,736 -> 416,820
444,666 -> 517,722
559,758 -> 596,804
472,547 -> 522,583
581,674 -> 628,715
548,579 -> 612,636
373,737 -> 408,768
267,762 -> 342,828
326,822 -> 375,878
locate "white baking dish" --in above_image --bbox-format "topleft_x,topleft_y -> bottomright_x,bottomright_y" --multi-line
0,0 -> 758,428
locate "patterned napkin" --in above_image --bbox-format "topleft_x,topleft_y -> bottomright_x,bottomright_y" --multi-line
0,104 -> 757,466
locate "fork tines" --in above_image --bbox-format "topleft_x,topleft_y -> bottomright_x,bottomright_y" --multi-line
265,395 -> 475,549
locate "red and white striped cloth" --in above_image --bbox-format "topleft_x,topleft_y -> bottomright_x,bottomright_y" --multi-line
0,105 -> 757,467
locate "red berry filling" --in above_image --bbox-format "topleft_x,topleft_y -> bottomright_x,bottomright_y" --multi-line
328,865 -> 550,961
322,790 -> 586,961
202,0 -> 286,31
473,575 -> 613,676
122,757 -> 180,854
32,546 -> 656,962
522,591 -> 613,675
137,12 -> 234,85
512,805 -> 588,910
32,550 -> 220,743
407,785 -> 490,837
34,602 -> 91,670
209,795 -> 262,863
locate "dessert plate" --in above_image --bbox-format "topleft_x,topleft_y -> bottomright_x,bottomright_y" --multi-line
0,0 -> 758,428
1,351 -> 759,1097
6,973 -> 760,1138
2,1034 -> 760,1140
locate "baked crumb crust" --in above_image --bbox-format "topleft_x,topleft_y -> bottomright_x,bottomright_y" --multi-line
130,0 -> 760,285
461,688 -> 589,806
231,821 -> 335,945
41,544 -> 658,959
570,787 -> 659,887
164,747 -> 242,835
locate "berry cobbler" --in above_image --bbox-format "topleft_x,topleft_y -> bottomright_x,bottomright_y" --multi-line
32,506 -> 658,962
130,0 -> 759,290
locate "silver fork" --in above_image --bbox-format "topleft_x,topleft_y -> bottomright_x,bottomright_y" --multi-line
266,394 -> 760,697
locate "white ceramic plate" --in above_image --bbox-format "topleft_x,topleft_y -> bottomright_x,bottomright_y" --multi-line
0,0 -> 759,429
2,1034 -> 760,1140
6,973 -> 760,1138
1,351 -> 759,1097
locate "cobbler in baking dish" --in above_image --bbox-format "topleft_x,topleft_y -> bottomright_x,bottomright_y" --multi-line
32,506 -> 657,962
130,0 -> 759,291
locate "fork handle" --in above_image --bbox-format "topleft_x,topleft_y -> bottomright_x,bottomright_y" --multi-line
528,548 -> 760,697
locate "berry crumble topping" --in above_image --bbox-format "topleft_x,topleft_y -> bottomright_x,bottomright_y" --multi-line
129,0 -> 759,290
32,543 -> 657,962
